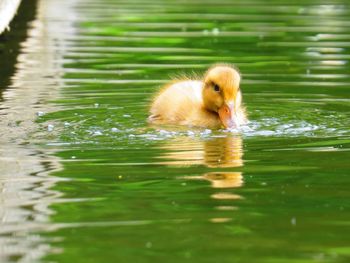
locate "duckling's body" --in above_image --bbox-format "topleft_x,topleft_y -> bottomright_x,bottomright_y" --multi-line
149,65 -> 247,129
149,80 -> 221,128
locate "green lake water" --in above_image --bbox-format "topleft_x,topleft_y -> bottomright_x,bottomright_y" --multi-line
1,0 -> 350,262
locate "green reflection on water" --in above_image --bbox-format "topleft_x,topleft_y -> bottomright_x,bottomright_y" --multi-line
30,0 -> 350,262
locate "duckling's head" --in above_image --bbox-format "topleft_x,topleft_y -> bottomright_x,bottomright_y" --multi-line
202,64 -> 242,128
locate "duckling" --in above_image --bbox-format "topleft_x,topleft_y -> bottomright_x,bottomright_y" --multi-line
148,64 -> 247,129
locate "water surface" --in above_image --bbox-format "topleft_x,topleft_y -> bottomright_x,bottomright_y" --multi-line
1,0 -> 350,262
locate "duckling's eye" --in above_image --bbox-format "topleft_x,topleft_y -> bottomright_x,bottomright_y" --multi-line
213,84 -> 220,92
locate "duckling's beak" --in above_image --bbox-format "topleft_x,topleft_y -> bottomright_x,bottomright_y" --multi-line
218,102 -> 237,129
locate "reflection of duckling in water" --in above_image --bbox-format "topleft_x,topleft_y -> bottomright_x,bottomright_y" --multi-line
158,135 -> 243,167
183,172 -> 243,201
197,172 -> 243,200
184,171 -> 243,200
159,136 -> 244,199
204,137 -> 243,168
149,64 -> 247,129
188,172 -> 243,189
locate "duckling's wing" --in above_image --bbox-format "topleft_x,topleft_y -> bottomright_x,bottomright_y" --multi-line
149,80 -> 203,124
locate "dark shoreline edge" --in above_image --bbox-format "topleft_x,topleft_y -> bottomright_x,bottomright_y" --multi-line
0,0 -> 37,100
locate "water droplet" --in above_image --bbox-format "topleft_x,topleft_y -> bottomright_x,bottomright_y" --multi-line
37,111 -> 45,117
187,131 -> 195,136
94,103 -> 99,108
202,29 -> 209,35
93,131 -> 103,136
111,127 -> 119,132
202,129 -> 212,135
159,129 -> 167,135
291,217 -> 296,226
47,124 -> 54,132
212,28 -> 220,35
